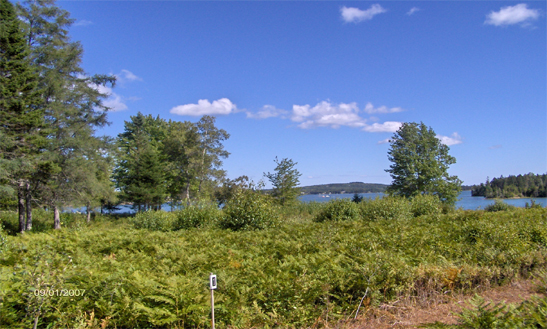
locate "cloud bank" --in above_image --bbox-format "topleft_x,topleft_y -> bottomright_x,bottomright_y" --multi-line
170,98 -> 237,116
485,4 -> 540,27
341,4 -> 387,23
287,101 -> 402,133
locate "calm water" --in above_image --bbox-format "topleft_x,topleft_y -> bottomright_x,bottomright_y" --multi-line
90,190 -> 546,214
298,190 -> 547,210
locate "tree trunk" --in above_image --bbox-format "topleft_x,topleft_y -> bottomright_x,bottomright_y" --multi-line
86,203 -> 91,223
53,205 -> 61,230
185,181 -> 191,206
18,183 -> 25,233
25,182 -> 32,231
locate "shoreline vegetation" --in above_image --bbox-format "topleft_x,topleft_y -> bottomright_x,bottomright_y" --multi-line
471,173 -> 547,199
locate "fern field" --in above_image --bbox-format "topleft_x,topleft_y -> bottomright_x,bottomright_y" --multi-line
0,204 -> 546,328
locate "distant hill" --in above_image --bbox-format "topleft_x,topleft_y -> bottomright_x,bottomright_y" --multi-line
299,182 -> 475,195
300,182 -> 387,195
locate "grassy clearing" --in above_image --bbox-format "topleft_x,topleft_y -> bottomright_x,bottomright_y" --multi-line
0,201 -> 546,328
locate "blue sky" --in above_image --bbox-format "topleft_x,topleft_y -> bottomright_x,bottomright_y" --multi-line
58,1 -> 545,187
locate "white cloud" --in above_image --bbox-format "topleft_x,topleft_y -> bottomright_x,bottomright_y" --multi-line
362,121 -> 402,133
377,138 -> 391,144
74,19 -> 93,27
341,4 -> 387,23
287,101 -> 405,132
246,105 -> 288,119
485,4 -> 540,27
363,102 -> 404,114
291,101 -> 366,129
116,69 -> 143,83
407,7 -> 420,16
170,98 -> 236,116
95,84 -> 127,112
437,132 -> 463,146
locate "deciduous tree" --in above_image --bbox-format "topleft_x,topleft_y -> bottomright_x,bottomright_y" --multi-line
385,122 -> 461,206
264,157 -> 302,206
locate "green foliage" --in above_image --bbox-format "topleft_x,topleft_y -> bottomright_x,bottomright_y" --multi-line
456,295 -> 547,329
352,193 -> 364,203
115,114 -> 230,208
472,173 -> 547,198
264,157 -> 302,206
386,122 -> 462,206
219,189 -> 278,231
411,194 -> 443,218
0,224 -> 7,254
360,196 -> 412,221
0,208 -> 546,328
484,200 -> 516,212
130,210 -> 176,232
174,203 -> 221,230
313,198 -> 360,222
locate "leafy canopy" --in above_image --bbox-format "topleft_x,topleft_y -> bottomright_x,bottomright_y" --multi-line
385,122 -> 461,206
264,157 -> 302,206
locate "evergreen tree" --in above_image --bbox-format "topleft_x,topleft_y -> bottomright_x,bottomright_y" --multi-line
17,0 -> 115,229
0,0 -> 45,232
114,113 -> 168,211
385,122 -> 462,206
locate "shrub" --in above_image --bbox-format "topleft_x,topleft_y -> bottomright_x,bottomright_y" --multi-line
130,210 -> 176,231
410,194 -> 443,218
219,190 -> 278,231
0,224 -> 7,254
313,199 -> 360,222
174,204 -> 221,230
485,200 -> 515,212
360,196 -> 412,221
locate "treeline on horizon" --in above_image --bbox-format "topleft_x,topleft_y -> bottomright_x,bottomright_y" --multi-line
300,182 -> 387,194
299,182 -> 475,195
471,173 -> 547,198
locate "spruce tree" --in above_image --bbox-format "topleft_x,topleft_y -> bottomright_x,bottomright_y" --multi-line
0,0 -> 45,232
17,0 -> 115,229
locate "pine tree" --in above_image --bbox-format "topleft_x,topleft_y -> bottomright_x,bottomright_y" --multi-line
114,113 -> 168,211
0,0 -> 45,232
17,0 -> 115,229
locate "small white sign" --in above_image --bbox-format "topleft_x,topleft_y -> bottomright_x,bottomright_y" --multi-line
209,274 -> 217,290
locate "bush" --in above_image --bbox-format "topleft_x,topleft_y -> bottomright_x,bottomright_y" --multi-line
174,204 -> 221,230
410,194 -> 443,218
219,190 -> 278,231
360,196 -> 412,221
313,199 -> 360,222
485,200 -> 515,212
130,210 -> 176,231
0,224 -> 7,254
